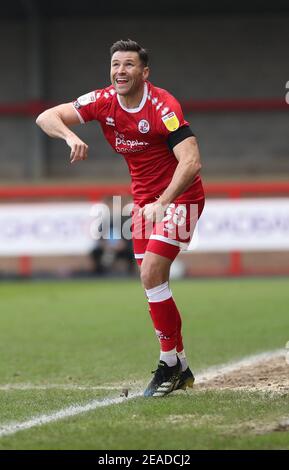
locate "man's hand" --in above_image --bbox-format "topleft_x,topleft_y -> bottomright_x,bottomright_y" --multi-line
66,135 -> 89,164
139,200 -> 169,223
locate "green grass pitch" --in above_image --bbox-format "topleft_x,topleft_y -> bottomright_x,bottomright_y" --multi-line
0,278 -> 289,449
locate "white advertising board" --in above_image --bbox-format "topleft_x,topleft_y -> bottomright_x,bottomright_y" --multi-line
0,198 -> 289,255
190,198 -> 289,251
0,203 -> 96,255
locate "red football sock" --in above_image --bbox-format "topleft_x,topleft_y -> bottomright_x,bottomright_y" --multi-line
145,282 -> 185,354
148,297 -> 177,352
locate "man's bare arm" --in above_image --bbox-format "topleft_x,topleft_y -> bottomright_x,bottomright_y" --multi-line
158,136 -> 201,206
140,136 -> 201,221
36,103 -> 88,163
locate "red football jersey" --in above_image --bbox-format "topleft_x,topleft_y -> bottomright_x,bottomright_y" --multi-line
72,81 -> 204,204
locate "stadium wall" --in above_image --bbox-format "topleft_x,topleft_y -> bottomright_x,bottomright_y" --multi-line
0,16 -> 289,179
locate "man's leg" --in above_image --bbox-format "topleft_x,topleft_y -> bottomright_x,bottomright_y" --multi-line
141,251 -> 176,361
140,248 -> 195,395
141,247 -> 188,359
132,201 -> 202,396
140,250 -> 194,396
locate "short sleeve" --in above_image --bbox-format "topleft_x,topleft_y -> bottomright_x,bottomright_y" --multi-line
72,90 -> 100,123
157,94 -> 189,137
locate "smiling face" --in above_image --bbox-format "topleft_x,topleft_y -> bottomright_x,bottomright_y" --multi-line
110,51 -> 149,97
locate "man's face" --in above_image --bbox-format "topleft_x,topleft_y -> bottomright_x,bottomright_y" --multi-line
110,51 -> 149,96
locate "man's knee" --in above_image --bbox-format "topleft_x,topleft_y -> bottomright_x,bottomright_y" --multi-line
141,260 -> 169,289
140,262 -> 153,288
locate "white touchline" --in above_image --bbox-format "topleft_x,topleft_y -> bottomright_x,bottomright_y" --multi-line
0,384 -> 135,391
196,348 -> 285,383
0,348 -> 285,439
0,392 -> 143,438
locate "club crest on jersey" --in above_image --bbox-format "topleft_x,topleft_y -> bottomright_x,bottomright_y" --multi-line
162,112 -> 180,132
138,119 -> 150,134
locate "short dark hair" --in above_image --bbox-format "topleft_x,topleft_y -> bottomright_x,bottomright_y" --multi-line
110,39 -> 149,67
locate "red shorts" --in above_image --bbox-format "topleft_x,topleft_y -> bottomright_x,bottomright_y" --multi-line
132,198 -> 205,265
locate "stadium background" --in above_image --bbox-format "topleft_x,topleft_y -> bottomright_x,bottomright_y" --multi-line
1,0 -> 289,278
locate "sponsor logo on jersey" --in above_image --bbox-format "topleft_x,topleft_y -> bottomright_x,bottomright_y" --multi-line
106,117 -> 115,126
76,92 -> 96,107
138,119 -> 150,134
162,112 -> 180,132
114,131 -> 149,153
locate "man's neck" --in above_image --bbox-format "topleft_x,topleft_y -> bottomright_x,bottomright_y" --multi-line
118,83 -> 145,109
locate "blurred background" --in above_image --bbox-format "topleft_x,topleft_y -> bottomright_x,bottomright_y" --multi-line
0,0 -> 289,279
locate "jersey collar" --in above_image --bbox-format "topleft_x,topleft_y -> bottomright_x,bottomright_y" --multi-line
117,82 -> 148,113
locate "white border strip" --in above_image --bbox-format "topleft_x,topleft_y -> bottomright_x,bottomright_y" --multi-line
149,234 -> 180,247
0,348 -> 285,439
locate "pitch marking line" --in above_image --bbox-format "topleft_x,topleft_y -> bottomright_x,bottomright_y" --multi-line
0,348 -> 284,439
0,392 -> 142,438
0,384 -> 131,391
196,348 -> 284,383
